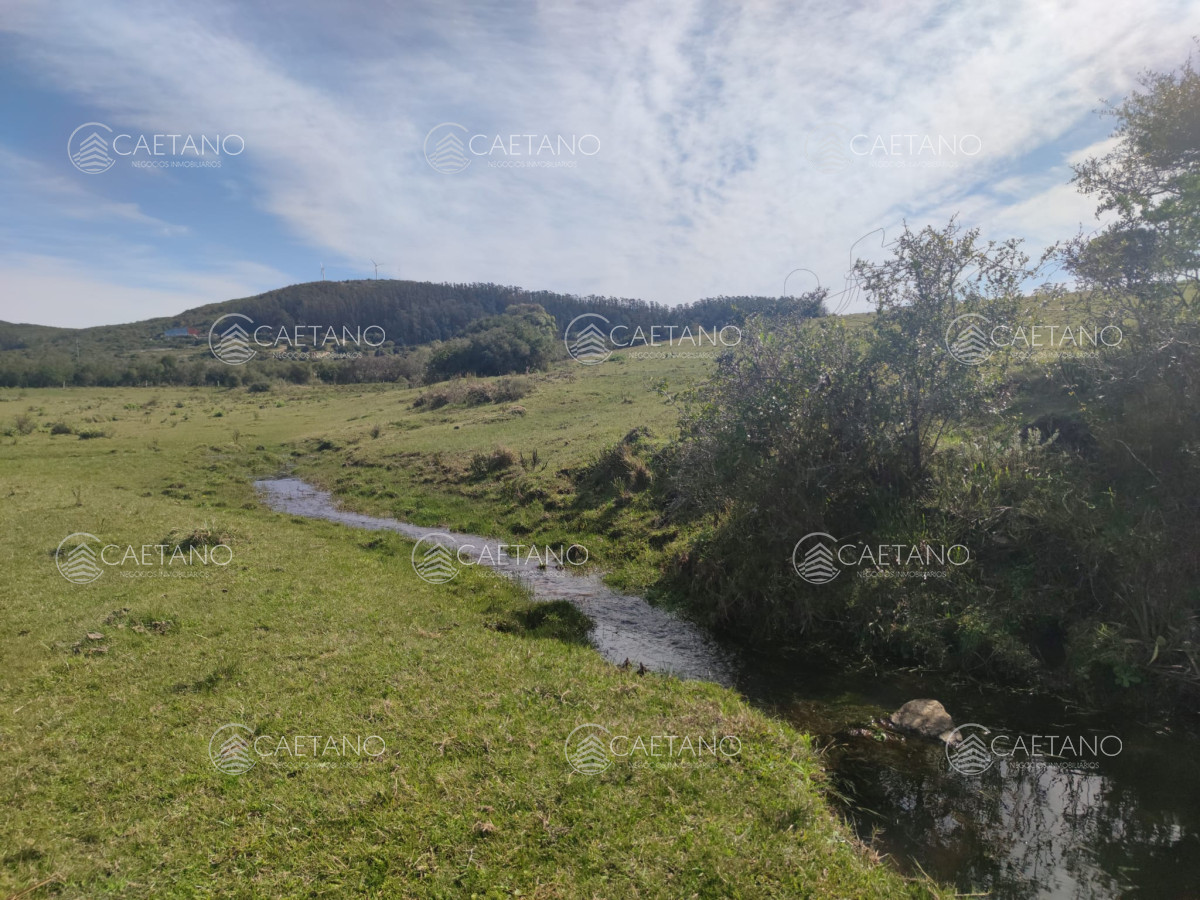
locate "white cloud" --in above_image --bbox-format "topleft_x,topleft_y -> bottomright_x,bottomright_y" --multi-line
2,0 -> 1198,323
0,254 -> 290,327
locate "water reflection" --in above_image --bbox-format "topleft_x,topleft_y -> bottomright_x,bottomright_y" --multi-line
754,671 -> 1200,898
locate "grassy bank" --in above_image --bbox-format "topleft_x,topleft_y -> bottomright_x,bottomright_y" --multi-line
287,355 -> 712,597
0,383 -> 940,898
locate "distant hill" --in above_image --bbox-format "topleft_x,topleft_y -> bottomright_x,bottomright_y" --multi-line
0,279 -> 823,387
5,279 -> 823,352
0,321 -> 73,350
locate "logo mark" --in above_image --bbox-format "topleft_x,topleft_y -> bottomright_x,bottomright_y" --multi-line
209,723 -> 256,775
56,532 -> 104,583
792,532 -> 840,584
411,534 -> 459,584
68,122 -> 115,174
564,313 -> 613,365
946,314 -> 993,365
208,313 -> 256,365
424,123 -> 470,174
565,723 -> 612,775
945,723 -> 995,775
802,123 -> 852,174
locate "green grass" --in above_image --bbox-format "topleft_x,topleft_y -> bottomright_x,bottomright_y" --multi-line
0,378 -> 943,898
291,356 -> 713,595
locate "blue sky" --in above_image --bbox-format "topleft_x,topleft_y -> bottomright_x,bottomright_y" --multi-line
1,0 -> 1197,327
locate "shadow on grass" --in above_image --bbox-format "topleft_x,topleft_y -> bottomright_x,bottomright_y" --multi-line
487,600 -> 593,646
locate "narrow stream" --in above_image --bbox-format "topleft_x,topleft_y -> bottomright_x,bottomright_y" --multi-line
255,477 -> 736,684
256,477 -> 1200,899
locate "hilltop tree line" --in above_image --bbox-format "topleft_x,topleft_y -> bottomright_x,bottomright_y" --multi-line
0,285 -> 822,388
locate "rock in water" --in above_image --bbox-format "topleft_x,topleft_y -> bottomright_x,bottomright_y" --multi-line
886,699 -> 955,741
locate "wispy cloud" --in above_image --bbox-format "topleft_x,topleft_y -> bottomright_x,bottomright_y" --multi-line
0,146 -> 187,233
1,0 -> 1198,324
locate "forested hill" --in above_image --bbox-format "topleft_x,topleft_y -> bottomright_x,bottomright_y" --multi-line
0,279 -> 824,356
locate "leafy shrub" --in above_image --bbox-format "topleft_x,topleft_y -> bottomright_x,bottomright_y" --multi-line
660,228 -> 1080,681
426,304 -> 558,379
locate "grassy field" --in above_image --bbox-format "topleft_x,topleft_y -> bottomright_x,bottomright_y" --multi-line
0,362 -> 944,898
287,353 -> 710,596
